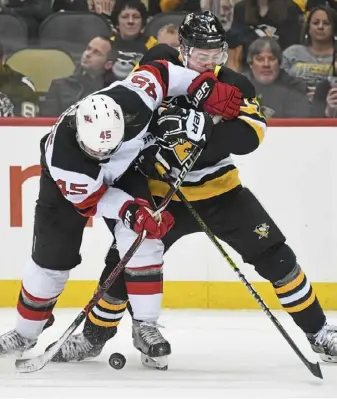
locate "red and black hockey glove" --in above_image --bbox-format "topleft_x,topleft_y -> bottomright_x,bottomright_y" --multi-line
119,198 -> 175,239
187,72 -> 242,120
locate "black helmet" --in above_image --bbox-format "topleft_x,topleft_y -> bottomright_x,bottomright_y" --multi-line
179,11 -> 227,50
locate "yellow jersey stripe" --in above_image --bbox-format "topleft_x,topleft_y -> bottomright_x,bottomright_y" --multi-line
145,36 -> 158,49
149,169 -> 241,201
214,65 -> 222,77
239,115 -> 266,144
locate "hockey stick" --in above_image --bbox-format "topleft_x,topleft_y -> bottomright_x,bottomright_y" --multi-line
15,144 -> 205,374
158,171 -> 323,380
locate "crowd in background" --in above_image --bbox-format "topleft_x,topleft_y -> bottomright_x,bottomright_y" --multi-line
0,0 -> 337,118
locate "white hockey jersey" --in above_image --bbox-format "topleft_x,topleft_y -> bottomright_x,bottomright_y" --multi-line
42,61 -> 199,219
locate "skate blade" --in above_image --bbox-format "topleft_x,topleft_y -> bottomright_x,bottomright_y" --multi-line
320,353 -> 337,363
141,353 -> 168,370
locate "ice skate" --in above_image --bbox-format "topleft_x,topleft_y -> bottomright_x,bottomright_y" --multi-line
0,330 -> 36,357
48,332 -> 104,362
307,323 -> 337,362
132,320 -> 171,370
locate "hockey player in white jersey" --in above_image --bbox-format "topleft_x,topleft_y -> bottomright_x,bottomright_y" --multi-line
0,59 -> 242,365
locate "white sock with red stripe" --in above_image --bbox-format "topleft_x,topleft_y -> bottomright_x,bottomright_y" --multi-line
125,264 -> 163,321
16,259 -> 69,339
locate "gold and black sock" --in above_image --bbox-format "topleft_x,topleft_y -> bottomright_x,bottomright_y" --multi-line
273,264 -> 326,334
84,294 -> 127,345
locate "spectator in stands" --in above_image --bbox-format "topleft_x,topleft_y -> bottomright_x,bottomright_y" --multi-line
89,0 -> 115,18
53,1 -> 116,26
4,0 -> 52,43
226,0 -> 303,72
52,0 -> 89,11
157,24 -> 180,48
306,0 -> 337,14
40,36 -> 115,117
0,42 -> 39,117
109,0 -> 157,78
245,37 -> 310,117
311,52 -> 337,116
201,0 -> 235,31
219,0 -> 234,31
282,5 -> 337,102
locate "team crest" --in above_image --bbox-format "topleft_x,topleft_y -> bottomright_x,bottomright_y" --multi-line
173,141 -> 193,164
254,223 -> 270,239
114,109 -> 120,120
84,115 -> 92,123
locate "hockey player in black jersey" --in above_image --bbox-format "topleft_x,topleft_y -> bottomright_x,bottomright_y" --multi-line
41,11 -> 337,369
0,55 -> 243,362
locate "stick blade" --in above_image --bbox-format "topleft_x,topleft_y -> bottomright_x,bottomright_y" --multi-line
308,361 -> 323,379
15,354 -> 48,373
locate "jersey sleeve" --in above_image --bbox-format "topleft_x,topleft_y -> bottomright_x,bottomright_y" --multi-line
47,163 -> 133,219
237,96 -> 267,147
44,132 -> 133,220
139,44 -> 182,67
215,68 -> 267,154
120,60 -> 199,111
210,96 -> 267,156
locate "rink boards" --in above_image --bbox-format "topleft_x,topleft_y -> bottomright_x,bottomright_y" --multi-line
1,118 -> 337,310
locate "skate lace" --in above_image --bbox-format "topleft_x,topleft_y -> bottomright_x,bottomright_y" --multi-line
139,322 -> 165,345
314,324 -> 337,354
61,334 -> 93,360
0,330 -> 28,351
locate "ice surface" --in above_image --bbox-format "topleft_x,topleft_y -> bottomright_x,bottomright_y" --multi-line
0,309 -> 336,399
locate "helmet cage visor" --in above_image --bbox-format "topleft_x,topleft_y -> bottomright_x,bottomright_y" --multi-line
180,40 -> 228,67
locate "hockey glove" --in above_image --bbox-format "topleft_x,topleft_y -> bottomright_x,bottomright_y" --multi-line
135,144 -> 171,180
157,107 -> 214,149
187,72 -> 242,120
119,198 -> 175,239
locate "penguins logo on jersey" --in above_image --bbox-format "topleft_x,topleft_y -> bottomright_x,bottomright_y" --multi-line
254,223 -> 270,239
173,141 -> 193,164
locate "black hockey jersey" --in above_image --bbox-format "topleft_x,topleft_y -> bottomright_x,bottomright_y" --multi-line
41,60 -> 200,218
139,44 -> 267,201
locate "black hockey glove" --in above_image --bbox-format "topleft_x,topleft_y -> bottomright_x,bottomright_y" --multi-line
157,107 -> 214,149
135,144 -> 171,180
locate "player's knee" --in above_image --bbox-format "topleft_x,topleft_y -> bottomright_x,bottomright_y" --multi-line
23,258 -> 70,298
251,243 -> 297,284
115,223 -> 164,268
119,239 -> 164,268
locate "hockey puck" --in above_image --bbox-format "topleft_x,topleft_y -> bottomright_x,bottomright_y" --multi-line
109,353 -> 126,370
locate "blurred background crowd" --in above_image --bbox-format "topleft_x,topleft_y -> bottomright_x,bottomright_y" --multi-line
0,0 -> 336,118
